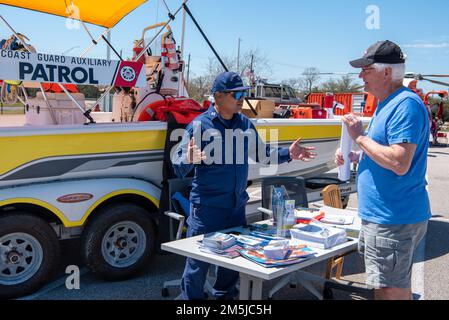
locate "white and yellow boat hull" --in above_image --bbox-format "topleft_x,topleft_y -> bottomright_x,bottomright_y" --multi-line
0,118 -> 366,189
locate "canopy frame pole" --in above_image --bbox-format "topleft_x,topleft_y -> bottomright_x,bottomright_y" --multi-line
59,84 -> 95,123
181,3 -> 258,116
88,1 -> 187,116
0,14 -> 95,123
161,0 -> 175,20
161,0 -> 187,97
179,0 -> 188,97
16,84 -> 28,106
182,3 -> 228,72
178,0 -> 186,96
1,2 -> 188,122
79,28 -> 111,58
20,85 -> 29,101
80,21 -> 122,61
81,21 -> 98,45
36,84 -> 58,124
180,0 -> 187,58
101,34 -> 123,61
135,2 -> 185,62
0,14 -> 59,124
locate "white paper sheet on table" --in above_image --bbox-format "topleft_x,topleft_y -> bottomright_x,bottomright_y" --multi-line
320,206 -> 355,225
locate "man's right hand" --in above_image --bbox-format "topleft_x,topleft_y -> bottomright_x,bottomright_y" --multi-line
187,137 -> 206,164
335,148 -> 360,166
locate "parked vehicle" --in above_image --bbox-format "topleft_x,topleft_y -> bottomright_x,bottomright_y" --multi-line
250,81 -> 301,106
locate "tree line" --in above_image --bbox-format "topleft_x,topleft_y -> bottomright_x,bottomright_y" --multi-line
185,50 -> 363,102
72,49 -> 447,122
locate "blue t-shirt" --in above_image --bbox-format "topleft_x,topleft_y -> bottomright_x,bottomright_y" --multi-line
357,87 -> 431,225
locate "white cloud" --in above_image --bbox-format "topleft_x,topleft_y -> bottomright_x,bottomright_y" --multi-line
403,42 -> 449,49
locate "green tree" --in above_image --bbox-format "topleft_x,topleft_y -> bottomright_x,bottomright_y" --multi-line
317,75 -> 362,93
187,49 -> 272,101
78,85 -> 101,99
187,75 -> 211,102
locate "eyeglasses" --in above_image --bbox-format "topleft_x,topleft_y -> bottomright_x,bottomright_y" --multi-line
224,91 -> 248,100
361,67 -> 376,73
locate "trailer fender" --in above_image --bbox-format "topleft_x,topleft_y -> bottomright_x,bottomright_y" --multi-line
0,178 -> 161,227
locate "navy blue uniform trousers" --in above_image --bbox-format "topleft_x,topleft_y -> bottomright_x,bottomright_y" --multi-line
179,203 -> 247,300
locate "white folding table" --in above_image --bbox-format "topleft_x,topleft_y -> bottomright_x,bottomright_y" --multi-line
162,215 -> 361,300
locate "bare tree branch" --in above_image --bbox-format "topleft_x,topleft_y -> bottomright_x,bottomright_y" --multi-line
302,67 -> 321,94
187,49 -> 273,100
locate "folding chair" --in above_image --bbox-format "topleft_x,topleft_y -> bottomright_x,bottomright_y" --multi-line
321,184 -> 367,300
161,178 -> 214,298
322,185 -> 346,280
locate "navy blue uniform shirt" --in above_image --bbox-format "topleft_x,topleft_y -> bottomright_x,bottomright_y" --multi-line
172,106 -> 291,209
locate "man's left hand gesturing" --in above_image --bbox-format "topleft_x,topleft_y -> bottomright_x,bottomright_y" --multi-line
289,138 -> 317,162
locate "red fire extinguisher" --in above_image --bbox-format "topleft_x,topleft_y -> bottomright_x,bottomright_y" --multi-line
324,92 -> 334,118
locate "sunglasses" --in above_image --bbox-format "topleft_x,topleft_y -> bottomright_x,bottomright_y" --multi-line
224,91 -> 248,100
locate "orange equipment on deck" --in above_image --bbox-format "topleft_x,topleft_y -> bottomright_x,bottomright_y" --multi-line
307,92 -> 378,117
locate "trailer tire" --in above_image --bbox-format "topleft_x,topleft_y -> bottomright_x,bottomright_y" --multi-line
0,213 -> 60,299
82,203 -> 156,281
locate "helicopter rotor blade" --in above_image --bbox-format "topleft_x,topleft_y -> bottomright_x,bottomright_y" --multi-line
422,78 -> 449,87
319,72 -> 359,76
422,74 -> 449,78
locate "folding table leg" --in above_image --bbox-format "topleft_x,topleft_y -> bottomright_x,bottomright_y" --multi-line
251,278 -> 263,300
295,270 -> 326,300
239,274 -> 264,300
268,274 -> 293,299
239,273 -> 251,300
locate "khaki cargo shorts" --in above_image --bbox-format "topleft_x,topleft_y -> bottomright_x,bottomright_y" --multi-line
358,220 -> 428,289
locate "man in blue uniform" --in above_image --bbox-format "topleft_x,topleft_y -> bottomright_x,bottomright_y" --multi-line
335,41 -> 431,300
172,71 -> 316,300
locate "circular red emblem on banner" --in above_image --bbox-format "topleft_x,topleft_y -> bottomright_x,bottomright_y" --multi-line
120,66 -> 136,82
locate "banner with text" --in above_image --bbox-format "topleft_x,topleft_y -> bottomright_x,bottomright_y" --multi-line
0,49 -> 146,88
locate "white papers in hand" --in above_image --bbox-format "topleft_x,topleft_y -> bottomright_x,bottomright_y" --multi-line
338,122 -> 353,181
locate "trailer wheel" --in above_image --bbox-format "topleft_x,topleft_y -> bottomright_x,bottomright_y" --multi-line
82,203 -> 156,280
0,213 -> 60,299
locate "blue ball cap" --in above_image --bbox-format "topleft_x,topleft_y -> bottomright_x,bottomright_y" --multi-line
211,71 -> 252,94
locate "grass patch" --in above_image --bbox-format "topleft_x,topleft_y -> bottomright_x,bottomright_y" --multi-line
0,103 -> 25,115
0,109 -> 25,115
0,103 -> 24,108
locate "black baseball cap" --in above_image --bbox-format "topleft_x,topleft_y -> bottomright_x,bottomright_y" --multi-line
350,40 -> 406,68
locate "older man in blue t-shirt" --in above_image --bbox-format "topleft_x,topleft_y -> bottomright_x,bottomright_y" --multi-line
335,40 -> 431,300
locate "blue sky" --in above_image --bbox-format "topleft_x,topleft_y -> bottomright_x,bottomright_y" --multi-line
1,0 -> 449,92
